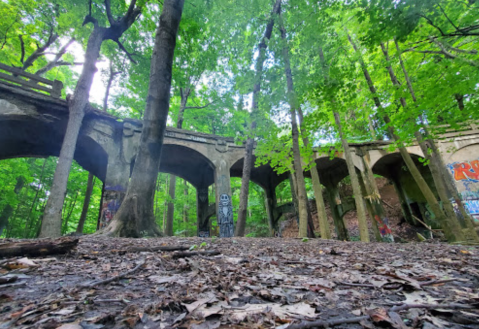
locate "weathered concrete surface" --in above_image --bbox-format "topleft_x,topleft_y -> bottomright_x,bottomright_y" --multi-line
2,82 -> 479,234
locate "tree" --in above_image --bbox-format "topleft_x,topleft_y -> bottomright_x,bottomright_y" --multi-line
39,0 -> 143,238
103,0 -> 185,237
235,0 -> 281,237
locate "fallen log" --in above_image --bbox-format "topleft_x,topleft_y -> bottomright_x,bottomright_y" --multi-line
0,237 -> 79,258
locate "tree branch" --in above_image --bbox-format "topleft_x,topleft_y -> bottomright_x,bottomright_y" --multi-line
115,39 -> 137,64
22,31 -> 59,71
431,37 -> 479,66
0,21 -> 16,50
34,38 -> 75,75
437,4 -> 459,31
18,35 -> 25,64
184,99 -> 217,110
419,14 -> 446,36
104,0 -> 116,26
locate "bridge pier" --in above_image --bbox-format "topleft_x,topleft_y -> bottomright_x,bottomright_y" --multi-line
264,183 -> 277,235
197,187 -> 210,237
214,159 -> 234,237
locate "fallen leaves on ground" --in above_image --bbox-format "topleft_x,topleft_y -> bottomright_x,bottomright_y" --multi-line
0,236 -> 478,328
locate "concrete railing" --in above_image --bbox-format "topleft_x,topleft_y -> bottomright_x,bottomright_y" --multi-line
0,63 -> 63,98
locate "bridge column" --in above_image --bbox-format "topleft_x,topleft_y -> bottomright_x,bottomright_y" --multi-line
264,183 -> 277,235
214,159 -> 234,237
197,186 -> 210,237
323,179 -> 349,241
99,160 -> 130,230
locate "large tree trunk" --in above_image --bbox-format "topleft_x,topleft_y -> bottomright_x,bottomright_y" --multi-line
38,0 -> 142,238
76,173 -> 95,234
39,28 -> 105,238
333,112 -> 370,242
236,0 -> 281,237
278,11 -> 309,238
348,35 -> 464,242
103,0 -> 185,237
0,177 -> 25,237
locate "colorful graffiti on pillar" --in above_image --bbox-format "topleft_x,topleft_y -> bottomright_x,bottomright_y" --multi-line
448,159 -> 479,222
99,185 -> 126,229
374,215 -> 394,242
449,159 -> 479,182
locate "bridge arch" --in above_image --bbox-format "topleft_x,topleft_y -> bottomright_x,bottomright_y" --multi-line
0,114 -> 108,181
158,144 -> 215,188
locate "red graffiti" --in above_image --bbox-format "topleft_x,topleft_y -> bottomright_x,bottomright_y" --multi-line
374,215 -> 392,235
453,160 -> 479,181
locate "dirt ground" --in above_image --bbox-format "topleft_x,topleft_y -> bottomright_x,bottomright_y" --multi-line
282,178 -> 428,241
1,236 -> 478,328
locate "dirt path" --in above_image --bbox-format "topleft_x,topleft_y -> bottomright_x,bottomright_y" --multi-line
1,236 -> 478,328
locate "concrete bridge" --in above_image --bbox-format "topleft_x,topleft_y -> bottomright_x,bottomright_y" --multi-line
1,75 -> 479,236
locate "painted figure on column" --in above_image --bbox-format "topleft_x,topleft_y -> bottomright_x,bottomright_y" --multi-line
374,215 -> 394,242
218,194 -> 234,237
100,185 -> 126,229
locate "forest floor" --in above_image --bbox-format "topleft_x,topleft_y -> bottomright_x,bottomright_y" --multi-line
1,236 -> 479,329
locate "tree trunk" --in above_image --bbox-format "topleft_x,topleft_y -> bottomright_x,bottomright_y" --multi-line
103,61 -> 120,112
183,179 -> 188,236
103,0 -> 185,237
359,149 -> 394,242
278,11 -> 309,238
310,166 -> 331,239
25,159 -> 47,238
165,87 -> 190,236
62,191 -> 78,235
334,112 -> 370,242
0,176 -> 25,237
318,49 -> 369,240
348,34 -> 464,242
165,174 -> 176,236
236,0 -> 282,237
76,172 -> 95,234
39,27 -> 105,238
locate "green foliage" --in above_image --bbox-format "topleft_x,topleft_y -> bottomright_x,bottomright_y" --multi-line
0,157 -> 101,238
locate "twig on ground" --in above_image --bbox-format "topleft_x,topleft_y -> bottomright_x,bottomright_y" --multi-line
0,282 -> 27,289
337,282 -> 375,288
172,250 -> 220,259
79,258 -> 146,288
390,303 -> 474,312
119,245 -> 189,253
287,316 -> 370,329
419,279 -> 457,287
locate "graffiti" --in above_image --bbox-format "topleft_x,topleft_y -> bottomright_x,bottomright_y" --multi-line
99,186 -> 125,229
374,215 -> 394,242
448,159 -> 479,182
198,230 -> 210,238
189,135 -> 207,143
218,194 -> 234,238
